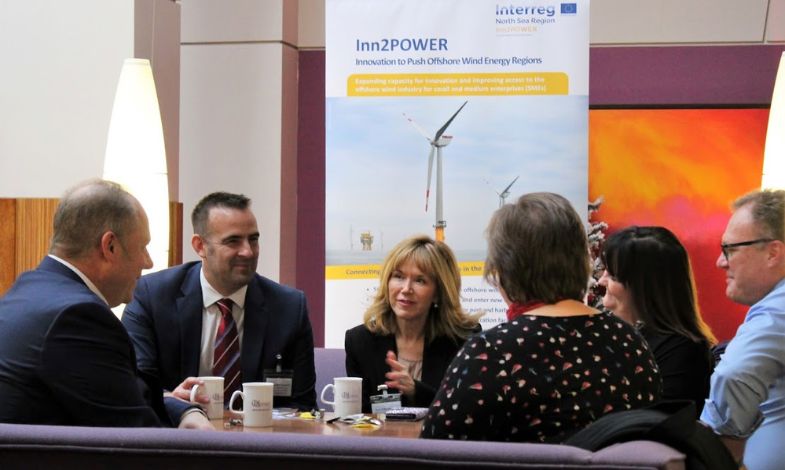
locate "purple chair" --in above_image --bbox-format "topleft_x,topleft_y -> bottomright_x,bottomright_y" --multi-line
0,423 -> 685,469
315,347 -> 346,410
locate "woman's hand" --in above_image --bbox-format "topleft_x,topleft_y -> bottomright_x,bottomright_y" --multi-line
385,350 -> 416,399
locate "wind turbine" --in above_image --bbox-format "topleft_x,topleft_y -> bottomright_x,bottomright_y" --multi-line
496,175 -> 519,208
403,101 -> 468,242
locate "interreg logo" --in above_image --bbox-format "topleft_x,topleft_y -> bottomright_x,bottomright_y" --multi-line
495,4 -> 557,26
495,4 -> 557,17
252,399 -> 262,408
561,3 -> 577,14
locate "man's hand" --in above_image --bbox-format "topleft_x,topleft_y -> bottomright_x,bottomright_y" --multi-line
172,376 -> 209,403
178,409 -> 214,431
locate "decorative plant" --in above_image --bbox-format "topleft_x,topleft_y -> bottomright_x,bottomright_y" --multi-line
586,196 -> 607,309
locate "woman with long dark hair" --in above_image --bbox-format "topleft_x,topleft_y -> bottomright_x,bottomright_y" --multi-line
600,226 -> 716,414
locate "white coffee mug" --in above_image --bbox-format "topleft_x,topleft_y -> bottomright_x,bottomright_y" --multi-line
320,377 -> 362,417
229,382 -> 274,427
189,376 -> 224,420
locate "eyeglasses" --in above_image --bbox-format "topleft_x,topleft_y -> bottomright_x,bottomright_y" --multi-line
720,238 -> 775,260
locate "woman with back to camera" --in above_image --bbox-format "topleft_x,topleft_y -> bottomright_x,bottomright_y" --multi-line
345,235 -> 482,413
421,192 -> 661,443
599,226 -> 716,415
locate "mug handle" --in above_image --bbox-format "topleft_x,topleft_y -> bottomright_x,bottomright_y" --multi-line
228,390 -> 245,414
189,383 -> 203,403
320,383 -> 335,406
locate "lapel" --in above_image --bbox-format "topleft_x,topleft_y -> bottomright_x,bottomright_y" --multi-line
375,334 -> 397,385
177,264 -> 205,376
420,336 -> 444,387
241,276 -> 268,380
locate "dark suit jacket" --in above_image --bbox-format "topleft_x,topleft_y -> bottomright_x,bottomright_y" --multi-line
0,257 -> 189,426
122,261 -> 316,410
344,324 -> 470,413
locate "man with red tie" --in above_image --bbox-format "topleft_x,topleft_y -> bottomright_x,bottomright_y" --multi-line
122,192 -> 316,410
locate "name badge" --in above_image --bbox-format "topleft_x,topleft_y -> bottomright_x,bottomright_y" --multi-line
370,392 -> 402,413
264,353 -> 293,397
264,370 -> 294,397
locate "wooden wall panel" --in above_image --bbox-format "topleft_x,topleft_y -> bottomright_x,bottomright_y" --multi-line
0,198 -> 183,297
169,201 -> 183,267
15,199 -> 59,278
0,199 -> 17,295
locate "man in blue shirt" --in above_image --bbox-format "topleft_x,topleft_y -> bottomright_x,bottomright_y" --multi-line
701,189 -> 785,470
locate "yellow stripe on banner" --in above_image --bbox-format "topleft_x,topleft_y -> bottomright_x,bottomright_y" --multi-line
326,265 -> 382,280
458,261 -> 485,277
347,73 -> 568,97
326,261 -> 486,280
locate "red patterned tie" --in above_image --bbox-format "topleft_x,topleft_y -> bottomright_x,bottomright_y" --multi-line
213,298 -> 241,404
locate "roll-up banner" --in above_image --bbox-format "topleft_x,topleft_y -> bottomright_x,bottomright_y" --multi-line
325,0 -> 589,347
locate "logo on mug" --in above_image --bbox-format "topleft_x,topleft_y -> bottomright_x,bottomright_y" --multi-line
212,392 -> 221,401
252,399 -> 262,408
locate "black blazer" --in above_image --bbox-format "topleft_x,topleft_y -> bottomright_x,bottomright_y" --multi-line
344,324 -> 472,413
0,257 -> 189,426
122,261 -> 316,410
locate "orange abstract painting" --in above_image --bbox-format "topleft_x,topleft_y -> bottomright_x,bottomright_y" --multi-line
589,108 -> 769,342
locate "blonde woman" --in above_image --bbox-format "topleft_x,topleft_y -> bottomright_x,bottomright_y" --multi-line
345,235 -> 481,412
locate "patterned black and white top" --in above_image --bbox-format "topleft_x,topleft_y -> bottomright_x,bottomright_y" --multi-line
420,311 -> 662,443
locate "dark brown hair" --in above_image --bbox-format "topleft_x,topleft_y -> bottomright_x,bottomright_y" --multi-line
602,226 -> 716,345
191,192 -> 251,236
484,192 -> 589,304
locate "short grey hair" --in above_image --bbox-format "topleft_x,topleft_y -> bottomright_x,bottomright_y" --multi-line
733,189 -> 785,242
50,179 -> 140,259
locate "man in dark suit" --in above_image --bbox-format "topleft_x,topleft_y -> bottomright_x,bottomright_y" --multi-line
122,192 -> 316,410
0,179 -> 210,428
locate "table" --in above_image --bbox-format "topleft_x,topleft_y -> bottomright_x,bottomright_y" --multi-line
212,410 -> 422,438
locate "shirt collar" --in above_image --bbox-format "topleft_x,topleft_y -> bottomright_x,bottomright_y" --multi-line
199,267 -> 247,309
47,254 -> 110,305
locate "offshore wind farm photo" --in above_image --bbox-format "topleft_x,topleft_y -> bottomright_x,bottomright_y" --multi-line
325,95 -> 588,265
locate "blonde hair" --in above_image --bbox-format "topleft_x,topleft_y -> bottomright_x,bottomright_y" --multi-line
363,235 -> 481,342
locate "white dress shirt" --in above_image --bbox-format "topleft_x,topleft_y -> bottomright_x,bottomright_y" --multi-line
197,269 -> 247,376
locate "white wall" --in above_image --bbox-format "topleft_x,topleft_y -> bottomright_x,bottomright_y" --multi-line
591,0 -> 771,44
767,0 -> 785,42
179,0 -> 288,281
0,0 -> 134,197
295,0 -> 784,48
297,0 -> 325,49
